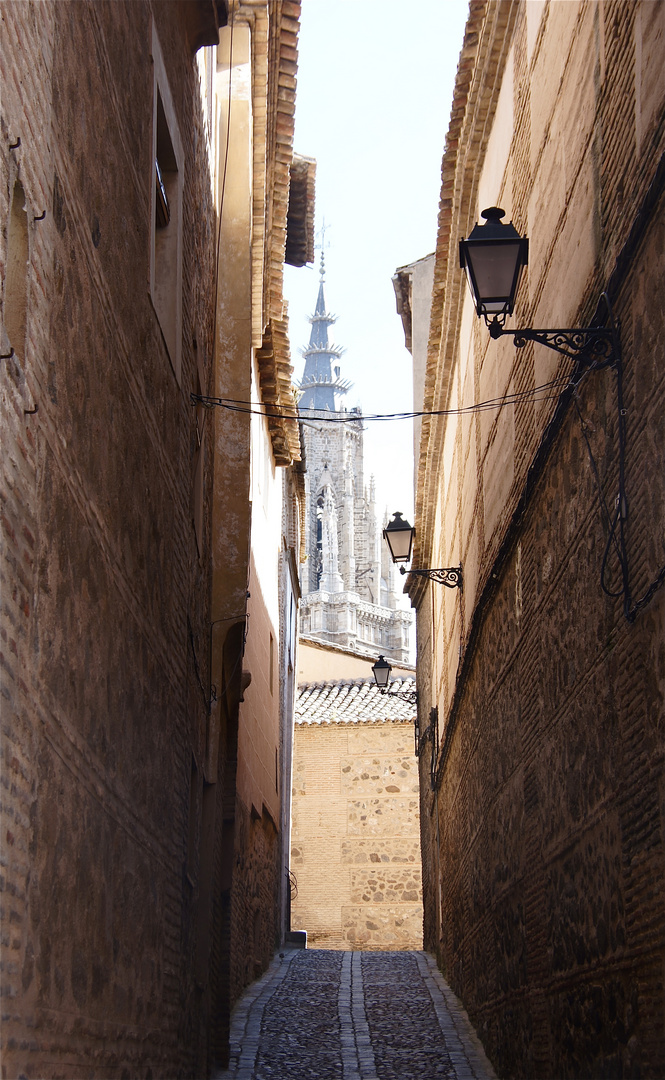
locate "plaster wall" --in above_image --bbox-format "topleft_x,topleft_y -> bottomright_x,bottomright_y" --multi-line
250,357 -> 281,627
297,637 -> 415,685
237,557 -> 280,831
409,254 -> 435,485
207,9 -> 308,1029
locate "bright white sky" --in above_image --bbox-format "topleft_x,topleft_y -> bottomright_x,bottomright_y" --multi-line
284,0 -> 469,525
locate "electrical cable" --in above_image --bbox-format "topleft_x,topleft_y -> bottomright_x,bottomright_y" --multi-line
628,563 -> 665,621
579,356 -> 665,621
191,374 -> 572,424
612,333 -> 632,619
573,390 -> 625,599
571,291 -> 665,624
571,292 -> 632,614
188,616 -> 210,712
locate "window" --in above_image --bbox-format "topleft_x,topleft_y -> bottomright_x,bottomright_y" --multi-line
315,494 -> 324,587
150,25 -> 183,383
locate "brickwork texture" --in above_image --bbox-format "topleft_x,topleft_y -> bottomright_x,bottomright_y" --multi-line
412,2 -> 665,1077
0,1 -> 309,1076
0,2 -> 221,1074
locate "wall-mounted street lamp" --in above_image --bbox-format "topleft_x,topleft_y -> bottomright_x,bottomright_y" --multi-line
383,512 -> 462,589
371,654 -> 392,689
371,655 -> 418,704
459,207 -> 619,364
459,207 -> 640,621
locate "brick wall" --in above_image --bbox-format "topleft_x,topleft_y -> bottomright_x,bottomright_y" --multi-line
291,720 -> 423,950
414,2 -> 665,1076
1,3 -> 218,1075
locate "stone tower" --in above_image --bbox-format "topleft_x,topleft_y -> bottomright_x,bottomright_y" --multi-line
297,258 -> 411,662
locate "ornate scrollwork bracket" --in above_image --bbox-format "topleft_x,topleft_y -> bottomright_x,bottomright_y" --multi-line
488,319 -> 617,365
400,565 -> 463,589
377,688 -> 419,704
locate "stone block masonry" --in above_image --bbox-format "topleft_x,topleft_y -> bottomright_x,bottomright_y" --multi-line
291,716 -> 423,950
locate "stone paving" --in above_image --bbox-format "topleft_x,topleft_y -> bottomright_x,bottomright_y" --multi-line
214,949 -> 497,1080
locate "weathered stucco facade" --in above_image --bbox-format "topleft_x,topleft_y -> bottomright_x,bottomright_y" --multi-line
1,1 -> 312,1075
206,8 -> 313,1039
291,680 -> 422,950
407,2 -> 665,1077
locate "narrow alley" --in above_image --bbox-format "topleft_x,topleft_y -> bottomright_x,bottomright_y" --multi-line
215,948 -> 497,1080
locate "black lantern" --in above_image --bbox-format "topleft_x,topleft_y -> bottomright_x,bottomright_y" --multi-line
384,511 -> 462,589
371,655 -> 418,708
371,655 -> 392,689
383,512 -> 415,564
457,211 -> 628,617
459,207 -> 529,323
459,207 -> 618,365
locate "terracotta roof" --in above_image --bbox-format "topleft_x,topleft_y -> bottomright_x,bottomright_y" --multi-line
255,318 -> 301,465
235,0 -> 308,467
296,679 -> 417,726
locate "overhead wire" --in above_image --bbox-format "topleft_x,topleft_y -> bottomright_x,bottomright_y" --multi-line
191,373 -> 573,423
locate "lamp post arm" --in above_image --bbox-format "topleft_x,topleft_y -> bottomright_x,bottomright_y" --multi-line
378,688 -> 419,704
400,565 -> 463,589
488,320 -> 616,364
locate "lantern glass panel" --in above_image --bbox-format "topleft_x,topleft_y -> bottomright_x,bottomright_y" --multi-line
383,513 -> 415,563
372,656 -> 392,688
465,239 -> 524,314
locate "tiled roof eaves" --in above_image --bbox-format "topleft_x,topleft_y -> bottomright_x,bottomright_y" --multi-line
295,679 -> 417,725
234,1 -> 303,467
255,318 -> 301,464
264,1 -> 303,465
295,716 -> 413,728
286,154 -> 316,266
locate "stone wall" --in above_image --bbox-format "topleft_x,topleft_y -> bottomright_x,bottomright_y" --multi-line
230,800 -> 281,1000
291,720 -> 423,949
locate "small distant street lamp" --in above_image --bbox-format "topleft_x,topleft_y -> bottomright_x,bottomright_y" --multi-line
371,654 -> 392,689
371,655 -> 418,704
383,512 -> 462,589
459,207 -> 618,364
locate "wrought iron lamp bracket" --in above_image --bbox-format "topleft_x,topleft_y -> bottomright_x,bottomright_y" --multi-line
488,319 -> 617,366
400,565 -> 463,589
378,688 -> 419,704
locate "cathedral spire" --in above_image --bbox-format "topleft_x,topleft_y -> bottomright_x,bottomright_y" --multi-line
297,252 -> 352,412
296,252 -> 412,662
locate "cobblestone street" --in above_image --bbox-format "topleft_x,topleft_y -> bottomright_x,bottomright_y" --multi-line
215,950 -> 497,1080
